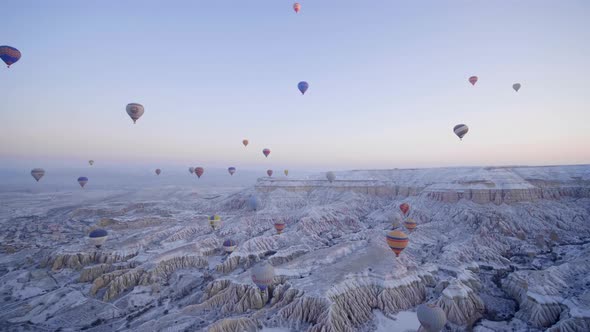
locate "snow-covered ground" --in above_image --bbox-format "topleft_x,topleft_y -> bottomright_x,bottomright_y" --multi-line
0,165 -> 589,331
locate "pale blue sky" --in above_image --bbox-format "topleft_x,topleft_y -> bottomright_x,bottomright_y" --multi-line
1,0 -> 589,172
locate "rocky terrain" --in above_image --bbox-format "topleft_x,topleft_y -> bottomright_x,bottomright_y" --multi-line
0,165 -> 589,331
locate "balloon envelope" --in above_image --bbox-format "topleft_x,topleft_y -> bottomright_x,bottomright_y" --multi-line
298,81 -> 309,95
31,168 -> 45,182
251,262 -> 275,291
284,169 -> 289,176
228,167 -> 236,176
267,169 -> 273,177
417,303 -> 447,332
243,139 -> 249,147
89,229 -> 108,248
293,3 -> 301,13
126,103 -> 144,124
453,124 -> 469,140
390,212 -> 402,229
274,220 -> 286,234
513,83 -> 521,92
399,203 -> 410,217
88,160 -> 94,166
248,195 -> 260,211
0,46 -> 21,67
326,171 -> 336,183
263,148 -> 271,157
223,239 -> 237,253
195,167 -> 204,178
468,76 -> 478,85
386,230 -> 409,257
155,169 -> 161,175
189,167 -> 195,174
77,177 -> 88,188
404,218 -> 417,232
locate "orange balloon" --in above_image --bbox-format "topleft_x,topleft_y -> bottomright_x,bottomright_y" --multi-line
386,230 -> 409,257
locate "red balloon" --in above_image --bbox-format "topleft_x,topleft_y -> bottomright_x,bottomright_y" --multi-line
400,203 -> 410,216
469,76 -> 478,86
267,169 -> 273,177
195,167 -> 204,178
263,148 -> 271,158
293,3 -> 301,13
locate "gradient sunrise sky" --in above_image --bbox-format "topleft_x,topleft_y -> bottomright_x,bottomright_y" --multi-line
1,0 -> 589,171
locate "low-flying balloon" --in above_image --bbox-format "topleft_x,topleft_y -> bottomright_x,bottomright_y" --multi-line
293,3 -> 301,13
263,148 -> 271,158
0,46 -> 21,68
88,229 -> 108,248
77,177 -> 88,188
399,203 -> 410,217
468,76 -> 478,86
248,195 -> 260,211
274,220 -> 286,234
267,169 -> 273,177
417,303 -> 447,332
126,103 -> 144,124
404,218 -> 417,232
386,230 -> 409,257
326,171 -> 336,183
223,239 -> 237,253
189,167 -> 195,174
453,124 -> 469,140
195,167 -> 204,178
251,262 -> 275,291
228,167 -> 236,176
155,169 -> 161,176
88,160 -> 94,166
284,169 -> 289,176
390,212 -> 402,229
298,81 -> 309,95
243,139 -> 249,147
513,83 -> 521,92
31,168 -> 45,182
209,215 -> 221,230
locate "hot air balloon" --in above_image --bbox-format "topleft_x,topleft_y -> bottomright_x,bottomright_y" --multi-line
251,262 -> 275,291
399,203 -> 410,217
155,169 -> 161,176
453,124 -> 469,140
513,83 -> 521,92
404,218 -> 417,232
298,81 -> 309,95
0,46 -> 21,68
468,76 -> 478,86
326,171 -> 336,183
386,230 -> 409,257
243,139 -> 249,147
390,212 -> 402,229
267,169 -> 273,177
88,160 -> 94,166
284,170 -> 289,176
189,167 -> 195,174
77,177 -> 88,188
263,148 -> 271,158
209,215 -> 221,230
293,3 -> 301,13
195,167 -> 204,178
223,239 -> 237,253
31,168 -> 45,182
88,229 -> 108,248
126,103 -> 144,124
417,303 -> 447,332
228,167 -> 236,176
274,220 -> 286,234
248,195 -> 260,211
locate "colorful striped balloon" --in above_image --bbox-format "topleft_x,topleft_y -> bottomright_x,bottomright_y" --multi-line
223,239 -> 237,253
404,218 -> 417,232
386,230 -> 409,257
274,220 -> 286,234
0,46 -> 21,68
